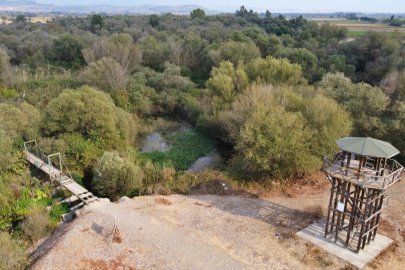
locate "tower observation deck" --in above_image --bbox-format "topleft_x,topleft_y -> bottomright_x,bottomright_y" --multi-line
323,137 -> 403,253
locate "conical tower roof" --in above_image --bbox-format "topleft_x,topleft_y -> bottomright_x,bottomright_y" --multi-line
335,137 -> 400,158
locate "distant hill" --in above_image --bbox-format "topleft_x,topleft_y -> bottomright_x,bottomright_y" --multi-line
0,0 -> 220,15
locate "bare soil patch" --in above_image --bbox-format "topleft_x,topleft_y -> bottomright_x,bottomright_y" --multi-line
29,174 -> 405,269
154,197 -> 172,205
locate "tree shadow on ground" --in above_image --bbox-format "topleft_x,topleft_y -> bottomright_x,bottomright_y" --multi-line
188,180 -> 323,232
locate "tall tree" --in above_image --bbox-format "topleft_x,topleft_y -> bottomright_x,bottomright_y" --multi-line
190,8 -> 206,20
149,14 -> 160,28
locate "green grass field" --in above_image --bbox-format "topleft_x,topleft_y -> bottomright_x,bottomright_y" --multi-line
349,31 -> 405,37
349,31 -> 367,37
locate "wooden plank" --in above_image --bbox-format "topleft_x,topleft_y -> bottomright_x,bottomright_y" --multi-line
59,196 -> 79,204
70,202 -> 85,211
26,151 -> 98,205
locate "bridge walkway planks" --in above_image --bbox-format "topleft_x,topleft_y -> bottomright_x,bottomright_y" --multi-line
26,151 -> 98,205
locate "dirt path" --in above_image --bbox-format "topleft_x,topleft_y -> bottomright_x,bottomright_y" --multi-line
30,177 -> 405,270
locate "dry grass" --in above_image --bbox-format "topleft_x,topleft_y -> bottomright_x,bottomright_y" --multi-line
367,241 -> 400,269
0,232 -> 27,270
30,17 -> 54,23
319,22 -> 405,32
378,218 -> 396,237
81,255 -> 135,270
154,197 -> 172,205
194,202 -> 213,208
301,243 -> 333,267
21,204 -> 50,244
305,205 -> 325,220
400,230 -> 405,242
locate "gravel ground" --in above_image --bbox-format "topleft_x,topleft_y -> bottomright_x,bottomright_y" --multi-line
29,177 -> 405,270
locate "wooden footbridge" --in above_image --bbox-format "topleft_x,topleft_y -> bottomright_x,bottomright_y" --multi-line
24,140 -> 98,207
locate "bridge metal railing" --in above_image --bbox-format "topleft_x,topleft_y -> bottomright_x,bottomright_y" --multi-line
24,140 -> 74,186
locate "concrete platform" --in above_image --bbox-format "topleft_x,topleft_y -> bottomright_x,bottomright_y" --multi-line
296,217 -> 393,269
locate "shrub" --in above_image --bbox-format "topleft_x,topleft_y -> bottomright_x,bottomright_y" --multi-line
78,57 -> 129,91
0,103 -> 41,139
146,63 -> 195,93
126,73 -> 155,115
49,201 -> 69,227
92,151 -> 143,199
52,34 -> 84,68
0,232 -> 26,270
208,40 -> 261,67
0,173 -> 33,228
17,78 -> 83,110
0,48 -> 10,87
83,34 -> 142,74
21,204 -> 50,243
43,86 -> 137,147
0,129 -> 17,174
0,88 -> 18,99
274,48 -> 318,82
206,61 -> 249,114
219,84 -> 351,178
245,56 -> 306,86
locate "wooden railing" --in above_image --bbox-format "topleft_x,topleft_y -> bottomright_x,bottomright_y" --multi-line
323,152 -> 403,189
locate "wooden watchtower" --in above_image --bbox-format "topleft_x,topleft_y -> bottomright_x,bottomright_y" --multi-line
323,137 -> 403,253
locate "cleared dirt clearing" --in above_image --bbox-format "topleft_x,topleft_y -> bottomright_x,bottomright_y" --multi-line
29,176 -> 405,269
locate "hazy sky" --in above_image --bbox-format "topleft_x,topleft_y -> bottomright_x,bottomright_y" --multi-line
35,0 -> 405,13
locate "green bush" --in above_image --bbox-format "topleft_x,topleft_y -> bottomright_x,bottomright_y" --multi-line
43,86 -> 137,147
49,201 -> 69,228
0,48 -> 10,87
218,84 -> 351,178
92,151 -> 143,199
206,61 -> 249,114
0,88 -> 18,99
208,40 -> 261,67
0,103 -> 41,139
0,176 -> 33,228
0,129 -> 17,174
0,232 -> 27,270
16,78 -> 83,110
245,56 -> 307,86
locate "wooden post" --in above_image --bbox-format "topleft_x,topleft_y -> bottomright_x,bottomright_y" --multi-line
331,179 -> 343,233
325,177 -> 336,237
346,153 -> 352,176
367,191 -> 381,244
375,158 -> 381,176
363,190 -> 376,248
341,151 -> 346,167
357,188 -> 370,253
358,156 -> 364,174
345,185 -> 358,247
372,193 -> 385,241
335,181 -> 347,242
380,158 -> 387,176
343,182 -> 351,223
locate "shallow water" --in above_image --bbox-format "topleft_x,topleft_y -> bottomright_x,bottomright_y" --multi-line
141,128 -> 222,172
141,132 -> 169,152
187,153 -> 222,172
